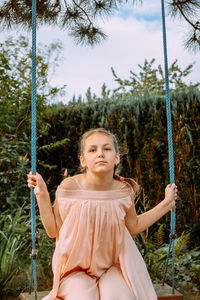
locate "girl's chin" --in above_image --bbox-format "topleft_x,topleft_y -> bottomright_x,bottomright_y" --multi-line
92,168 -> 113,175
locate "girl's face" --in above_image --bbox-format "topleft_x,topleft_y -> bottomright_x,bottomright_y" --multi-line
80,133 -> 120,175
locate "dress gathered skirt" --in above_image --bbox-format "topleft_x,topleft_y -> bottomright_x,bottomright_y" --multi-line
42,179 -> 157,300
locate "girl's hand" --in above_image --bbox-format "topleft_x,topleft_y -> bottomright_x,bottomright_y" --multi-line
27,171 -> 48,197
164,183 -> 178,209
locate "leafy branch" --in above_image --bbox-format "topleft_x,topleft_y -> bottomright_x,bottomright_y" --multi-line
38,138 -> 70,153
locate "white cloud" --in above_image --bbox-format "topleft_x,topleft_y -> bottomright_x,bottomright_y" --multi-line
0,7 -> 199,103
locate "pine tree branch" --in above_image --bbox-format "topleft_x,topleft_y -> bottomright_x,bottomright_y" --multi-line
172,0 -> 200,31
71,0 -> 93,26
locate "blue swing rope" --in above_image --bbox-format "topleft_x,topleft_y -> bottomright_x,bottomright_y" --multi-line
29,0 -> 37,299
160,0 -> 176,294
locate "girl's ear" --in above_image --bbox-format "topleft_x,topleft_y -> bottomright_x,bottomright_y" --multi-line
80,155 -> 86,169
115,153 -> 120,165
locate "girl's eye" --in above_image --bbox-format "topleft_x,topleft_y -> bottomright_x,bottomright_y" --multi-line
89,149 -> 96,152
105,148 -> 111,151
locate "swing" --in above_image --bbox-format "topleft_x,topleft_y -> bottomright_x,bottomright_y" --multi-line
19,1 -> 184,299
19,285 -> 183,300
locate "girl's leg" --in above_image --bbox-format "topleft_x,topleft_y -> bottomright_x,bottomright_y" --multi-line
98,265 -> 136,300
57,271 -> 99,300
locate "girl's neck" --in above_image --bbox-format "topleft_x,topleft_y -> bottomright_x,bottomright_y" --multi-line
81,172 -> 115,191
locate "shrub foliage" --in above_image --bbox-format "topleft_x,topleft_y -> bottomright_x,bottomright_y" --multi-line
1,35 -> 200,297
36,90 -> 200,241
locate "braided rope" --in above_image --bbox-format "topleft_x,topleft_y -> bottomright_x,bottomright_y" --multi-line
30,0 -> 37,299
161,0 -> 176,294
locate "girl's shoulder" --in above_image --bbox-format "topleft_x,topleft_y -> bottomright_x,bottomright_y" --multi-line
59,176 -> 78,190
115,176 -> 140,195
124,178 -> 140,194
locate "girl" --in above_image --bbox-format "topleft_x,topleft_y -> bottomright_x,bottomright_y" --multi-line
27,128 -> 177,300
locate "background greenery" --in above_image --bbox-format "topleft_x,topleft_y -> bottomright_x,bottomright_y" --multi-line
0,36 -> 199,297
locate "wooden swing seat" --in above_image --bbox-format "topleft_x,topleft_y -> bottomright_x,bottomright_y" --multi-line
18,283 -> 183,300
154,283 -> 183,299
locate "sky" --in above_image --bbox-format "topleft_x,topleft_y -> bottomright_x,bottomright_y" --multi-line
0,0 -> 199,103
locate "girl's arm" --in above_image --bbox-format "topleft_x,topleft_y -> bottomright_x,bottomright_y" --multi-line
125,183 -> 177,236
27,172 -> 61,238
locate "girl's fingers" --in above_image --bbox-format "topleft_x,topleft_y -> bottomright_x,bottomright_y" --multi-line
27,178 -> 37,187
28,183 -> 36,188
27,171 -> 41,190
27,184 -> 36,188
27,179 -> 36,184
29,179 -> 36,183
165,184 -> 178,201
27,174 -> 37,181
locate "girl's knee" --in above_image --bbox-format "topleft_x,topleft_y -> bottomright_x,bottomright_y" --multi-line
58,271 -> 99,300
98,265 -> 135,300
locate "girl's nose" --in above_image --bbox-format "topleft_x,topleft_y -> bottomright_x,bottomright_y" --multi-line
97,149 -> 104,157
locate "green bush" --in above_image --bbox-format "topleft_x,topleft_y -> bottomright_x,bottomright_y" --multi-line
135,227 -> 200,294
1,35 -> 199,297
37,90 -> 200,246
0,207 -> 31,295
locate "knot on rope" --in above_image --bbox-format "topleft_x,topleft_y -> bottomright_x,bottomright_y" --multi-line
30,249 -> 38,260
169,233 -> 176,240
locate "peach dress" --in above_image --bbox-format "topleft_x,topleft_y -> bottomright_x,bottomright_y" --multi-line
43,177 -> 157,300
